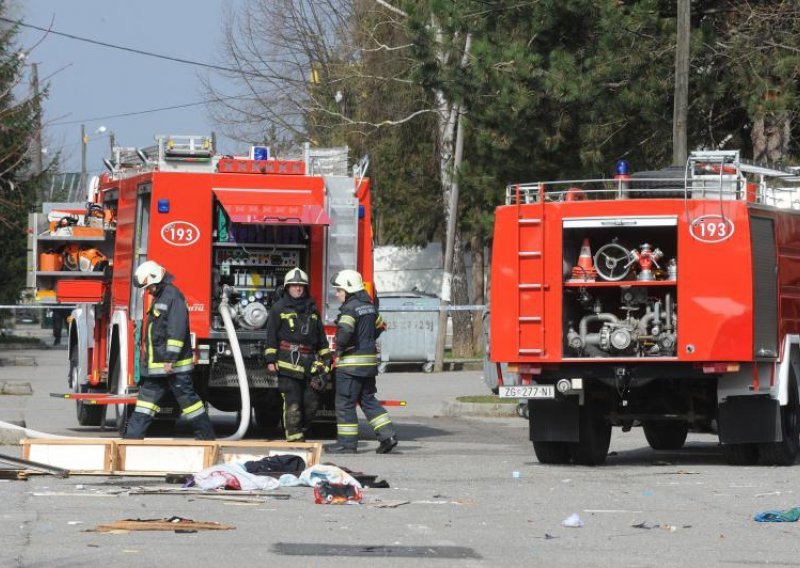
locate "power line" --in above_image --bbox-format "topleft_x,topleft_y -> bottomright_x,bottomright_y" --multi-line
50,92 -> 260,126
2,16 -> 268,79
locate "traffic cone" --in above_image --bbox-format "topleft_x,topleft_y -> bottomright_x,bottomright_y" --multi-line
570,238 -> 597,282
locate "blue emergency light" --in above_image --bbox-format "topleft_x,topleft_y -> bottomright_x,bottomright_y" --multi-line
158,199 -> 170,213
251,146 -> 269,161
616,160 -> 630,176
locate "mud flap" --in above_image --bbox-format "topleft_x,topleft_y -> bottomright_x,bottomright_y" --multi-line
718,395 -> 781,444
529,396 -> 579,442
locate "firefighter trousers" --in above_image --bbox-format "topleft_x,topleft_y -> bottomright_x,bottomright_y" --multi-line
124,373 -> 215,440
278,374 -> 320,441
334,371 -> 395,449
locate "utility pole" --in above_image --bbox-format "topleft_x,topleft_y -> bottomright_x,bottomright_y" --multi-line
30,63 -> 43,178
433,104 -> 465,372
673,0 -> 690,165
80,124 -> 87,193
109,132 -> 115,159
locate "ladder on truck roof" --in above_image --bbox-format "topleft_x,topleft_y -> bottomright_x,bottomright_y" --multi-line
515,184 -> 546,359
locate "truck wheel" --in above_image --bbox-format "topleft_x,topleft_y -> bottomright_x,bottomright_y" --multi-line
533,441 -> 571,464
643,421 -> 689,450
759,371 -> 800,466
72,359 -> 105,427
569,396 -> 612,466
721,443 -> 759,465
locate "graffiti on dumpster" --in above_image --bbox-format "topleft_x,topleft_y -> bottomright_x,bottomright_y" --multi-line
386,319 -> 435,332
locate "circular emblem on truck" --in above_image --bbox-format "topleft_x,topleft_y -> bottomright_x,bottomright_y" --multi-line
161,221 -> 200,247
689,215 -> 734,243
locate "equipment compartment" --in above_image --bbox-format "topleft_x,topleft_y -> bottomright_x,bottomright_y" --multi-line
209,200 -> 310,333
561,217 -> 678,358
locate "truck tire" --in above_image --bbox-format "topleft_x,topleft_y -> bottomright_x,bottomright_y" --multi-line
758,371 -> 800,466
569,395 -> 612,465
72,359 -> 105,427
628,165 -> 687,198
533,441 -> 571,464
643,421 -> 689,450
721,443 -> 759,465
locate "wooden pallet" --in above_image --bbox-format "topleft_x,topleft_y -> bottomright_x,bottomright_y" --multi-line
21,439 -> 322,476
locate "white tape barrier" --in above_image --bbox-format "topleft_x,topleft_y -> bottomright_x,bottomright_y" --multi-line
0,305 -> 78,310
380,304 -> 486,313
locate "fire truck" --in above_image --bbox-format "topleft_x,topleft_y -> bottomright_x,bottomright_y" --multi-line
490,150 -> 800,466
29,136 -> 373,437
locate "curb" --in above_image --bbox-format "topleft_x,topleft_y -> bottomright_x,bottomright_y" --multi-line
441,399 -> 519,417
0,415 -> 26,445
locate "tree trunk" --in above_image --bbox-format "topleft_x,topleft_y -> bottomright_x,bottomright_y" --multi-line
752,112 -> 791,165
451,231 -> 473,358
470,233 -> 485,355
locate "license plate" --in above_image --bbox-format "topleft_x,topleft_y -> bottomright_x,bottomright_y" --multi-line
498,385 -> 555,399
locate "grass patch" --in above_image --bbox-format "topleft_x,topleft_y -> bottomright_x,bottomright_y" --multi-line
0,335 -> 46,346
456,395 -> 517,404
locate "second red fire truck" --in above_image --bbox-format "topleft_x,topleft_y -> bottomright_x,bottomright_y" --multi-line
491,150 -> 800,466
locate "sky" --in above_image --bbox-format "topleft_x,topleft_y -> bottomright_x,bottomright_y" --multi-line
17,0 -> 239,175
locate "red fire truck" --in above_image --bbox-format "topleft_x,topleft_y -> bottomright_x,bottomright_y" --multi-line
490,150 -> 800,465
30,136 -> 373,437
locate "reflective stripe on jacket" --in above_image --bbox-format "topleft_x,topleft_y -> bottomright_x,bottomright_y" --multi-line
143,275 -> 194,376
263,294 -> 330,380
334,290 -> 385,377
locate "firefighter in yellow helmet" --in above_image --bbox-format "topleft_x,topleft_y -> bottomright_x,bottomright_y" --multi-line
264,267 -> 331,442
124,260 -> 215,440
326,269 -> 397,454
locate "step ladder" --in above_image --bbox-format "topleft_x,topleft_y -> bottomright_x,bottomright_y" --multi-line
515,184 -> 546,359
324,177 -> 359,324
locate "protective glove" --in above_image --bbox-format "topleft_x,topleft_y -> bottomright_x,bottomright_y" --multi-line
309,360 -> 330,391
310,374 -> 329,392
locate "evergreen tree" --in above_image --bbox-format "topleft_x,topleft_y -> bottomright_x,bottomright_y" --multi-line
0,7 -> 43,304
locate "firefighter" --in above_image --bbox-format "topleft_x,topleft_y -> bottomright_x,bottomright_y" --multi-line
124,260 -> 215,440
264,267 -> 331,442
326,269 -> 398,454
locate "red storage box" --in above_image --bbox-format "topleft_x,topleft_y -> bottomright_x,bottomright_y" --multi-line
56,280 -> 105,303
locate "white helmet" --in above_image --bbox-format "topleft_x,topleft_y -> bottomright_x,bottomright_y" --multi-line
284,267 -> 309,286
134,260 -> 166,289
331,269 -> 364,293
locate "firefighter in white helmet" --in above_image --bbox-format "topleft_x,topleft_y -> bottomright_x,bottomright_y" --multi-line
263,267 -> 331,442
124,260 -> 215,440
326,269 -> 398,454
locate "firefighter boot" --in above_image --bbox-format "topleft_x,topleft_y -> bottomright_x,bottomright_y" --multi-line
324,442 -> 358,454
376,435 -> 398,454
189,413 -> 216,440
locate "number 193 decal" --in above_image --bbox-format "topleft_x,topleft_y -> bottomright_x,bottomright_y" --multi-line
161,221 -> 200,246
690,215 -> 734,243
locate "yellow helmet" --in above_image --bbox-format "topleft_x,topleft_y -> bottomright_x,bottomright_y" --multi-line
331,269 -> 363,293
284,267 -> 309,286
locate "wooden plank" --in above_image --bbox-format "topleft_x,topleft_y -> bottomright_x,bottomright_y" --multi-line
93,518 -> 235,533
20,438 -> 323,474
120,445 -> 208,473
24,441 -> 107,472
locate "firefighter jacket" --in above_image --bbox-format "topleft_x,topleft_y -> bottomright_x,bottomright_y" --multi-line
142,275 -> 194,377
334,290 -> 386,377
264,294 -> 330,380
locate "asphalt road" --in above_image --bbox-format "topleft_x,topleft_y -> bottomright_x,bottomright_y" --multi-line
1,347 -> 799,567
